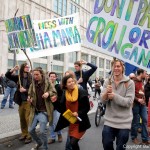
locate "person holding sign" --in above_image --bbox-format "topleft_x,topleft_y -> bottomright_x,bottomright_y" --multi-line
101,59 -> 135,150
5,63 -> 32,144
74,60 -> 97,91
51,75 -> 91,150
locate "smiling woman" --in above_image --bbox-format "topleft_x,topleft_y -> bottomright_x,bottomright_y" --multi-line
51,75 -> 91,150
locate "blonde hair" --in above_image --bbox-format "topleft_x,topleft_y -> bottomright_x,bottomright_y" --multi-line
111,59 -> 125,73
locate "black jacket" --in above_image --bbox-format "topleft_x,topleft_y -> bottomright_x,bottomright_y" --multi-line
144,83 -> 150,106
5,77 -> 17,88
5,71 -> 31,101
53,87 -> 91,132
74,63 -> 97,91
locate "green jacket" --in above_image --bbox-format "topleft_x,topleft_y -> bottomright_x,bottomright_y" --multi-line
28,79 -> 57,126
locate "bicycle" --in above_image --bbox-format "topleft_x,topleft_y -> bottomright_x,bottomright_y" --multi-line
94,97 -> 105,127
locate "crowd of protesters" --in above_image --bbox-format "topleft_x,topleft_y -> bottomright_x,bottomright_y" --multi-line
0,59 -> 150,150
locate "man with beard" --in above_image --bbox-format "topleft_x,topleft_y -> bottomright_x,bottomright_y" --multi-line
131,69 -> 150,145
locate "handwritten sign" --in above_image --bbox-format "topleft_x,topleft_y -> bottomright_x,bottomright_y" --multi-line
16,13 -> 81,60
86,0 -> 150,71
5,15 -> 36,49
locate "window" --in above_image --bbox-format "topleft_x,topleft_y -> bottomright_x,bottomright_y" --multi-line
8,59 -> 26,68
53,54 -> 64,61
68,67 -> 75,72
76,0 -> 80,4
8,59 -> 14,68
106,59 -> 111,69
53,65 -> 63,72
99,58 -> 104,68
69,52 -> 77,63
72,0 -> 80,4
99,71 -> 104,78
81,53 -> 88,62
33,62 -> 47,71
91,56 -> 97,65
54,0 -> 67,16
18,61 -> 26,66
69,2 -> 79,14
105,71 -> 110,78
91,73 -> 96,80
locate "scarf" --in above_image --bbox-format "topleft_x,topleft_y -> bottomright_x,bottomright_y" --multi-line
66,85 -> 78,102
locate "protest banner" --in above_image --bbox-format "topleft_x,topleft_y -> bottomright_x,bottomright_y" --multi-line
5,15 -> 37,49
86,0 -> 150,71
16,13 -> 81,60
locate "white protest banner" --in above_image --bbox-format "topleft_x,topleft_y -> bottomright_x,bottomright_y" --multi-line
5,15 -> 37,50
17,13 -> 81,60
85,0 -> 150,71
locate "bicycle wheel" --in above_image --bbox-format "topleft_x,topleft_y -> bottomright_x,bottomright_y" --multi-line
95,107 -> 102,127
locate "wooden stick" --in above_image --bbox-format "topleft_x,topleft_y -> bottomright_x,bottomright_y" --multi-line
15,49 -> 22,87
109,57 -> 116,85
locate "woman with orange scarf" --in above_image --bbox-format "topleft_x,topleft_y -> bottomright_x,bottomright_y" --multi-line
51,75 -> 91,150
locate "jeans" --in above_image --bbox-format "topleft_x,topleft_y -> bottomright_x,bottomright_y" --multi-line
1,86 -> 16,107
28,112 -> 48,150
131,103 -> 149,142
102,125 -> 129,150
65,135 -> 72,150
49,110 -> 62,139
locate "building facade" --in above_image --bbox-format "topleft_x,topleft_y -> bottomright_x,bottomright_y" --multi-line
0,0 -> 112,80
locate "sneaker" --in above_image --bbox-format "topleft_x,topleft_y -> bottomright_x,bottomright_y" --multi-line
19,136 -> 26,141
48,139 -> 55,144
58,135 -> 63,142
142,140 -> 150,145
132,138 -> 140,145
9,106 -> 14,109
25,138 -> 32,144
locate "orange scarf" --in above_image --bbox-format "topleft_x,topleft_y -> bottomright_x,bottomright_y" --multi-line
66,85 -> 78,102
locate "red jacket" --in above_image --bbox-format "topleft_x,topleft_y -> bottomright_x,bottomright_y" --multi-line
133,77 -> 145,103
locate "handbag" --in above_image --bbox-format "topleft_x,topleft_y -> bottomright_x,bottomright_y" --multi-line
14,90 -> 22,105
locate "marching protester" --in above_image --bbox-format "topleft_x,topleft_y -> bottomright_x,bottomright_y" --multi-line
27,68 -> 57,150
1,73 -> 17,109
0,73 -> 6,94
48,72 -> 63,144
101,59 -> 135,150
64,70 -> 80,150
5,63 -> 32,144
74,60 -> 97,91
93,77 -> 101,99
145,78 -> 150,107
51,75 -> 91,150
131,69 -> 150,145
129,72 -> 142,133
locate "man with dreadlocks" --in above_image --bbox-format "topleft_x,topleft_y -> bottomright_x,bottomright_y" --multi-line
5,63 -> 32,144
27,68 -> 57,150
